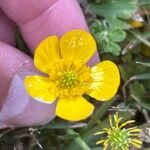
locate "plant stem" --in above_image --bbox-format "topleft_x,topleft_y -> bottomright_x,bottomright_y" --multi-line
122,31 -> 150,55
129,30 -> 150,47
86,96 -> 117,130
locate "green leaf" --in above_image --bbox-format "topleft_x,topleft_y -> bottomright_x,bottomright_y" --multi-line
89,0 -> 138,29
64,132 -> 79,139
139,0 -> 150,8
108,28 -> 126,42
99,31 -> 109,41
89,0 -> 138,19
106,17 -> 130,29
90,20 -> 103,34
40,120 -> 86,129
130,82 -> 145,97
130,82 -> 150,111
102,41 -> 121,56
123,73 -> 150,100
66,129 -> 91,150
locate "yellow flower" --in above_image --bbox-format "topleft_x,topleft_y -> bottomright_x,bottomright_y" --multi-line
95,112 -> 142,150
24,30 -> 120,121
130,20 -> 144,28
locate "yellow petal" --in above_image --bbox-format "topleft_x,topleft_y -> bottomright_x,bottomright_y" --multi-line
34,36 -> 60,74
87,61 -> 120,101
56,96 -> 94,121
60,30 -> 97,64
24,75 -> 58,103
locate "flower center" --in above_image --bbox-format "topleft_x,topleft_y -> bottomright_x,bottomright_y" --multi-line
59,70 -> 79,88
108,128 -> 129,148
49,60 -> 92,98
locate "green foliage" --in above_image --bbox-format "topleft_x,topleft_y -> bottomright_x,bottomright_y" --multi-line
130,82 -> 150,111
90,20 -> 126,55
89,0 -> 138,56
89,0 -> 138,29
139,0 -> 150,8
108,29 -> 126,42
40,119 -> 87,129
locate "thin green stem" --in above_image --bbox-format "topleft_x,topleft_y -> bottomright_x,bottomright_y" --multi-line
91,116 -> 107,129
122,31 -> 150,55
86,96 -> 117,130
129,30 -> 150,47
123,73 -> 150,100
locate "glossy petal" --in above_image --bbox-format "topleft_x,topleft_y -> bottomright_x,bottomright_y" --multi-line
34,36 -> 60,74
60,30 -> 97,64
87,61 -> 120,101
56,96 -> 94,121
24,75 -> 57,103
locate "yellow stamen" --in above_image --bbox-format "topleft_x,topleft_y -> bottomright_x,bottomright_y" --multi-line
49,60 -> 92,98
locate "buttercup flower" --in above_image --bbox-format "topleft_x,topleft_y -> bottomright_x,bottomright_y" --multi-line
95,112 -> 142,150
24,30 -> 120,121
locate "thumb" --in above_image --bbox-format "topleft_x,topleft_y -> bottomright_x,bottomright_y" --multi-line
0,42 -> 55,129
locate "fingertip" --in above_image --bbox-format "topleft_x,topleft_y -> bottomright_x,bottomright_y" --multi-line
0,42 -> 33,102
0,9 -> 15,45
0,0 -> 58,24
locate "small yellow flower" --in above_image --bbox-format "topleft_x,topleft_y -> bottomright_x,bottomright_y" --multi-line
130,20 -> 144,28
24,30 -> 120,121
129,14 -> 144,28
95,112 -> 142,150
